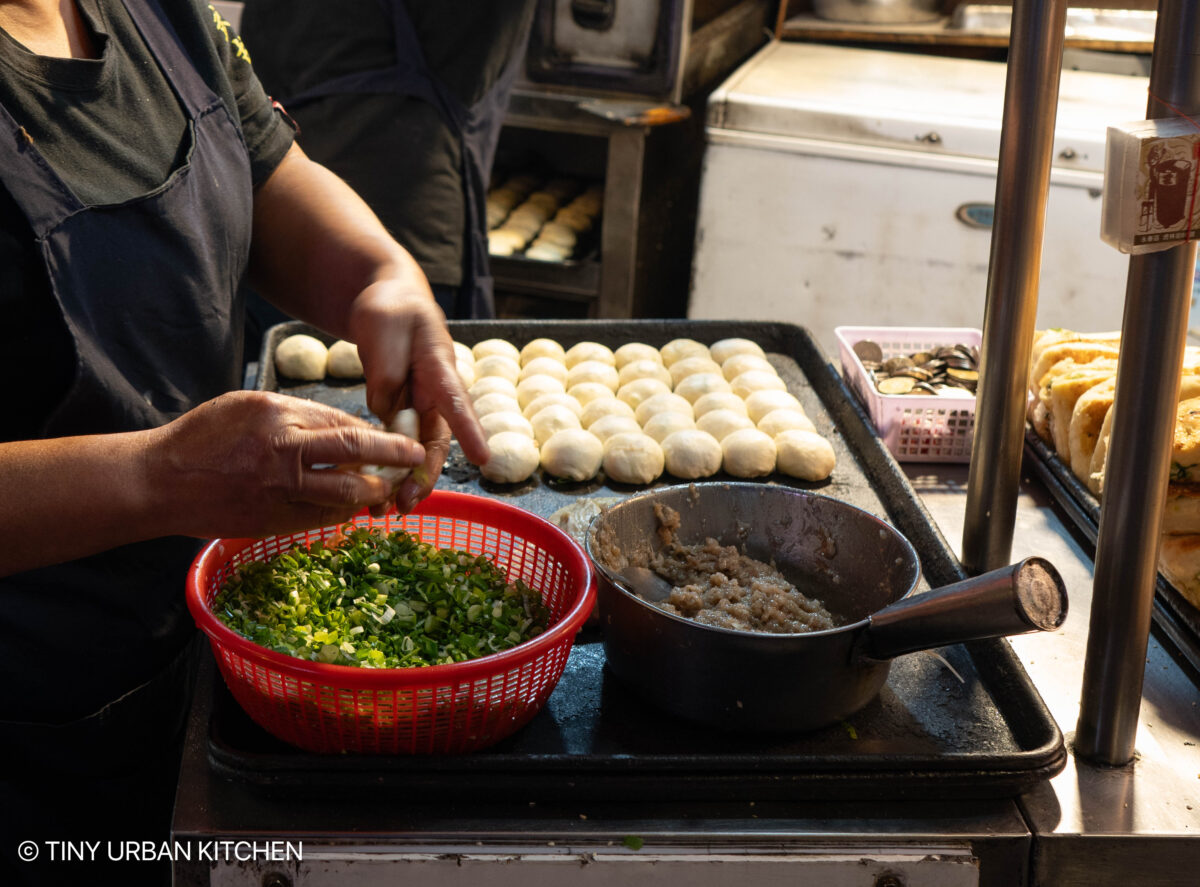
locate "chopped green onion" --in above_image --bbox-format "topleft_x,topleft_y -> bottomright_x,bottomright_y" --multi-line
213,526 -> 550,668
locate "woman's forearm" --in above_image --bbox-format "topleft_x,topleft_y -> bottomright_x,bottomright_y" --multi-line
246,142 -> 428,335
0,432 -> 157,576
245,142 -> 489,467
0,390 -> 430,577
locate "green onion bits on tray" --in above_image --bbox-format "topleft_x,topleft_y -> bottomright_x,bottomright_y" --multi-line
213,526 -> 550,668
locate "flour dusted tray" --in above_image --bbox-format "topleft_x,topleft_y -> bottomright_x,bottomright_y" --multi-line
836,326 -> 981,463
213,319 -> 1065,802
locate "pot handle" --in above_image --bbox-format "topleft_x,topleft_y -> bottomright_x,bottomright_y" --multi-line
861,556 -> 1068,661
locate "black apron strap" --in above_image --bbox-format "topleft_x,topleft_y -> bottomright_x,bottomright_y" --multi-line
0,104 -> 85,237
0,0 -> 252,727
123,0 -> 230,116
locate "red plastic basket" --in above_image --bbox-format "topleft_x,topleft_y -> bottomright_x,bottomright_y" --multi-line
186,491 -> 595,755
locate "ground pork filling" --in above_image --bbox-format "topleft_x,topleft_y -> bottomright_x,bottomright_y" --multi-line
642,504 -> 838,634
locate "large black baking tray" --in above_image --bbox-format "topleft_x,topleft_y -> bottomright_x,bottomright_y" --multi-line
209,319 -> 1066,802
1023,428 -> 1200,679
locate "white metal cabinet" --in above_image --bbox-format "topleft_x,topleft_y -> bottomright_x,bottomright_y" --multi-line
689,41 -> 1151,358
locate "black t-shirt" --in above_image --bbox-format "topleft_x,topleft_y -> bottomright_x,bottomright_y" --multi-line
239,0 -> 535,288
0,0 -> 294,440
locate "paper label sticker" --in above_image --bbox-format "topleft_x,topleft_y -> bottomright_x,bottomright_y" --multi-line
1134,135 -> 1200,245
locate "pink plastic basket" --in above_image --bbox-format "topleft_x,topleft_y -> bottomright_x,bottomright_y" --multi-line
187,491 -> 594,755
835,325 -> 981,463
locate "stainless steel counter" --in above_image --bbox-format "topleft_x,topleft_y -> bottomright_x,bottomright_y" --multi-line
907,463 -> 1200,885
172,461 -> 1200,886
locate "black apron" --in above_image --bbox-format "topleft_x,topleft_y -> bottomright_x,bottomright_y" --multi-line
278,0 -> 522,320
0,0 -> 251,879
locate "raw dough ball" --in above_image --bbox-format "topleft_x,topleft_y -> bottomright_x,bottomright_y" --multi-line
721,428 -> 777,478
588,414 -> 642,444
516,373 -> 566,410
567,359 -> 620,391
540,429 -> 604,482
617,358 -> 672,389
275,334 -> 328,381
668,355 -> 723,387
580,396 -> 636,429
358,406 -> 418,486
673,371 -> 731,405
617,377 -> 671,411
387,408 -> 419,439
565,341 -> 615,368
326,340 -> 363,379
473,392 -> 522,419
526,242 -> 569,263
614,342 -> 662,369
567,382 -> 615,407
473,338 -> 520,363
744,389 -> 804,424
508,205 -> 549,228
661,429 -> 722,480
710,337 -> 765,366
569,187 -> 603,215
473,354 -> 521,385
635,392 -> 694,427
488,187 -> 519,212
469,376 -> 519,403
452,341 -> 475,367
522,392 -> 582,421
758,408 -> 816,437
487,229 -> 524,256
553,207 -> 593,234
731,370 -> 788,400
692,390 -> 748,419
603,432 -> 664,485
660,338 -> 710,367
641,411 -> 695,444
456,359 -> 475,388
696,408 -> 755,442
722,353 -> 776,381
520,356 -> 569,386
536,221 -> 578,250
775,429 -> 836,481
486,204 -> 509,230
519,337 -> 566,366
480,432 -> 540,484
480,411 -> 535,440
500,217 -> 537,242
525,190 -> 560,213
530,404 -> 582,446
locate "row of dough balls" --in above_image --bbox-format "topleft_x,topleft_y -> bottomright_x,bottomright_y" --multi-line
487,174 -> 603,263
453,336 -> 836,485
274,334 -> 363,381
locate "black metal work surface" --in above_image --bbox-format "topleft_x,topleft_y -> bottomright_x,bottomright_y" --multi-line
1023,429 -> 1200,680
211,319 -> 1065,802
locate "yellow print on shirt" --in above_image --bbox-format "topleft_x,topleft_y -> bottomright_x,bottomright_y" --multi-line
208,5 -> 252,63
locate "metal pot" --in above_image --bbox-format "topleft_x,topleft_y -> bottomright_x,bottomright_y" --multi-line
586,483 -> 1066,732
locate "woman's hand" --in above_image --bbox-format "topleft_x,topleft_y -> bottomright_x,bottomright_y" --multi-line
247,144 -> 489,512
346,275 -> 487,512
0,390 -> 428,577
145,390 -> 426,538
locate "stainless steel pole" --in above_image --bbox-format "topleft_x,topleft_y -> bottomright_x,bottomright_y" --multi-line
962,0 -> 1069,574
1075,0 -> 1200,767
